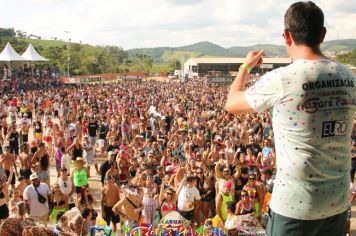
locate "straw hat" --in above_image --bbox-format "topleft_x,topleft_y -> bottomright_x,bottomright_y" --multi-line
75,157 -> 86,163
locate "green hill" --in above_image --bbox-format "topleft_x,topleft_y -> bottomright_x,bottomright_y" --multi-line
321,39 -> 356,51
227,44 -> 287,57
128,39 -> 356,64
1,27 -> 356,74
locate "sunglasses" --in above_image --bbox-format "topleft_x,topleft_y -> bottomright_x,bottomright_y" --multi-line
166,192 -> 173,196
64,182 -> 67,188
241,194 -> 248,198
197,172 -> 203,174
223,170 -> 230,173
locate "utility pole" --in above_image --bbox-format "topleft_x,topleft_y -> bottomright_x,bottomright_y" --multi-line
64,31 -> 70,77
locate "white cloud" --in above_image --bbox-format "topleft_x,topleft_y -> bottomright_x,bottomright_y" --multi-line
0,0 -> 355,49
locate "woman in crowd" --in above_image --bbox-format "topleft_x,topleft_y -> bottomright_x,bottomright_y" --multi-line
235,190 -> 255,216
8,188 -> 21,216
195,167 -> 212,224
105,160 -> 120,185
142,174 -> 158,224
216,181 -> 233,222
71,157 -> 89,197
158,182 -> 177,218
82,135 -> 96,174
0,168 -> 13,222
77,186 -> 97,225
66,137 -> 83,162
224,202 -> 239,236
50,183 -> 68,223
33,120 -> 42,141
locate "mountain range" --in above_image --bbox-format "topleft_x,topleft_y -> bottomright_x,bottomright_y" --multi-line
128,39 -> 356,63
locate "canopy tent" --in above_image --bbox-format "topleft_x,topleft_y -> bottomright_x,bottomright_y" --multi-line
0,42 -> 26,61
0,42 -> 27,79
21,43 -> 48,61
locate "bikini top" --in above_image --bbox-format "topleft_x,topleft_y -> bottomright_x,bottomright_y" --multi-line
161,202 -> 176,212
53,200 -> 65,207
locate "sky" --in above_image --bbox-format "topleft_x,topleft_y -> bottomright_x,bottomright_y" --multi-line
1,0 -> 356,50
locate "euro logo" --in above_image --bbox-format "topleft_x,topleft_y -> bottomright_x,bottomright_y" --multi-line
321,120 -> 347,138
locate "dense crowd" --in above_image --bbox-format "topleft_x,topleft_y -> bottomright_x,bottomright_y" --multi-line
1,64 -> 60,92
0,75 -> 354,235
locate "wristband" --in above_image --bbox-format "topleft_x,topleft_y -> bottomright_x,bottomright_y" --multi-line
239,63 -> 251,73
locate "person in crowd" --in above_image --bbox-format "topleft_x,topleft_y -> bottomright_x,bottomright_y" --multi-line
9,188 -> 22,215
158,182 -> 177,218
54,144 -> 63,178
105,159 -> 120,184
235,190 -> 255,216
83,135 -> 99,175
60,146 -> 71,174
224,201 -> 239,236
225,2 -> 356,235
100,151 -> 116,186
31,142 -> 50,187
71,157 -> 89,197
23,173 -> 51,224
194,166 -> 213,224
57,168 -> 75,209
66,137 -> 83,162
15,201 -> 27,219
101,175 -> 120,233
77,186 -> 97,225
112,185 -> 144,228
49,183 -> 68,223
0,168 -> 14,221
19,143 -> 32,184
33,120 -> 43,141
0,146 -> 18,188
216,181 -> 234,222
177,176 -> 201,222
7,124 -> 20,157
87,117 -> 99,146
16,176 -> 28,198
142,174 -> 158,224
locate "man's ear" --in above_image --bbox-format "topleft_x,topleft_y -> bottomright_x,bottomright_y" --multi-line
284,29 -> 293,46
319,27 -> 326,43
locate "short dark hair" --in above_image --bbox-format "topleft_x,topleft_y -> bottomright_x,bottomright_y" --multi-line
284,1 -> 324,46
81,208 -> 92,219
226,201 -> 236,212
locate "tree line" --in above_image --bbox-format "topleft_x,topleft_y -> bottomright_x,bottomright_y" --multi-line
336,49 -> 356,67
0,28 -> 181,76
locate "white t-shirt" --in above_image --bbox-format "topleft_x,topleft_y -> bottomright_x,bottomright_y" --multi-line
58,178 -> 74,203
177,185 -> 200,211
23,183 -> 51,216
61,154 -> 71,173
245,59 -> 356,220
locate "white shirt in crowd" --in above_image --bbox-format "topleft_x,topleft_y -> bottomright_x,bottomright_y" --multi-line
57,177 -> 74,204
23,183 -> 51,217
245,59 -> 356,220
61,153 -> 71,173
177,185 -> 200,212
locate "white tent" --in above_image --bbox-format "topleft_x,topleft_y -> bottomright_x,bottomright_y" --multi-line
0,42 -> 26,61
21,43 -> 48,61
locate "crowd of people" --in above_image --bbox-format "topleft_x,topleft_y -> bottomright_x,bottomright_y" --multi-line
1,64 -> 60,92
0,74 -> 354,235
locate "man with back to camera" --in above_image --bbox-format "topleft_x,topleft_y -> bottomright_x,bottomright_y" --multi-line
225,2 -> 356,236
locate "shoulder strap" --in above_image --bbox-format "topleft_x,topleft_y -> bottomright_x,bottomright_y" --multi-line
126,197 -> 138,209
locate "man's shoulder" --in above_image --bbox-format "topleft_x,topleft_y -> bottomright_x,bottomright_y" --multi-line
39,182 -> 49,189
24,184 -> 34,192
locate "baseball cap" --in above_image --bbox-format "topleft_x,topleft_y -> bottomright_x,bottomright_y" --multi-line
30,173 -> 39,181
